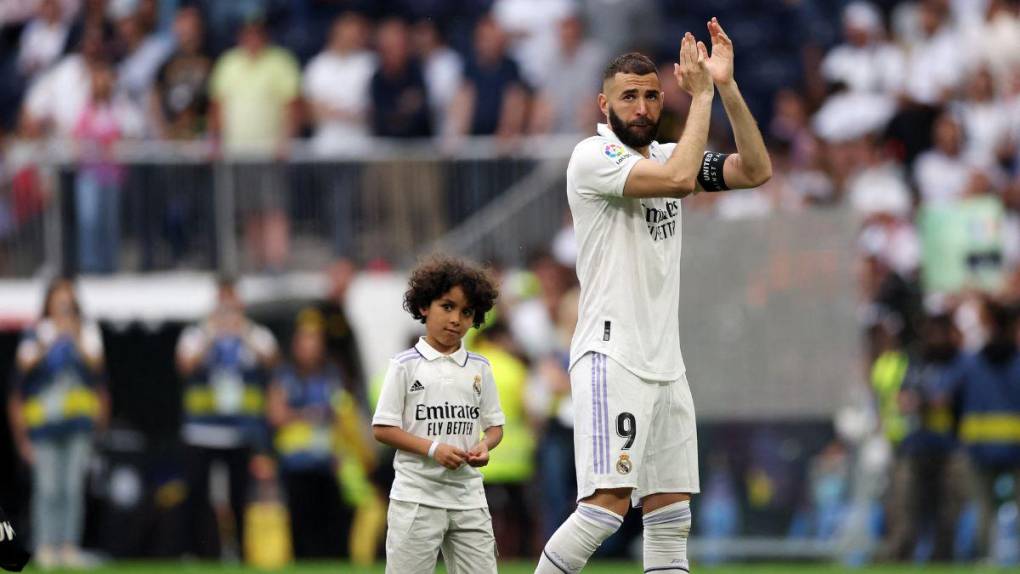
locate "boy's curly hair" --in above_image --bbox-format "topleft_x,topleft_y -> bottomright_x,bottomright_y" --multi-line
403,255 -> 498,328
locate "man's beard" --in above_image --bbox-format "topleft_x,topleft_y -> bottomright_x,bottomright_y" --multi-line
608,106 -> 659,149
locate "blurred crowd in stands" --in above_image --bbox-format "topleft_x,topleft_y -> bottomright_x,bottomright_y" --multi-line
0,0 -> 622,147
2,0 -> 1020,568
803,0 -> 1020,566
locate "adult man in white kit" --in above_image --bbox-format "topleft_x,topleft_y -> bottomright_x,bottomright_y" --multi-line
536,19 -> 772,574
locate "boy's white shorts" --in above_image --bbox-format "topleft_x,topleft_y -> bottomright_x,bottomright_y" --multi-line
385,499 -> 497,574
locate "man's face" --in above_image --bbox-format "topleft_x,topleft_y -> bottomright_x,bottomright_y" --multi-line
601,72 -> 662,149
933,115 -> 961,156
217,286 -> 243,315
474,18 -> 504,62
174,8 -> 203,50
558,17 -> 582,51
240,23 -> 267,54
377,21 -> 409,66
333,14 -> 367,52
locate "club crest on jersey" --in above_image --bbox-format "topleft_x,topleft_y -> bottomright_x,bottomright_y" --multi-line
616,453 -> 633,475
604,143 -> 632,165
473,375 -> 482,396
409,380 -> 425,393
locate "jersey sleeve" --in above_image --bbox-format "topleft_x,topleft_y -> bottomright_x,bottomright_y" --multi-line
79,321 -> 104,358
15,328 -> 41,372
478,364 -> 506,429
568,137 -> 643,198
247,324 -> 279,359
176,325 -> 208,360
372,361 -> 406,428
23,71 -> 53,121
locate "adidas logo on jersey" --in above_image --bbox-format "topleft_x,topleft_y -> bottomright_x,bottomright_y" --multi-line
409,380 -> 425,393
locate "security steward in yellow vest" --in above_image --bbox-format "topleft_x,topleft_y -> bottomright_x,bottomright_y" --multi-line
176,279 -> 278,559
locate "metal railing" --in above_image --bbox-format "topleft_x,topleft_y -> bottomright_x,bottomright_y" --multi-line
0,136 -> 581,277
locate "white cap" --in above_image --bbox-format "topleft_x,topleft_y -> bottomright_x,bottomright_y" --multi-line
844,1 -> 882,35
108,0 -> 139,20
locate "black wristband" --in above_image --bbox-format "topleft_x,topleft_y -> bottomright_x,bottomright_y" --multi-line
697,151 -> 730,192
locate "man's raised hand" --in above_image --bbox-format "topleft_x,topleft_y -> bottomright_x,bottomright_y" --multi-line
705,17 -> 734,87
674,32 -> 713,97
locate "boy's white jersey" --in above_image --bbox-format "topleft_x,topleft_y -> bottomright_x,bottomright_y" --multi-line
567,123 -> 687,381
372,337 -> 505,510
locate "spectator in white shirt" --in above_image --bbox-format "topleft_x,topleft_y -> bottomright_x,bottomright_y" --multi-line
579,0 -> 661,64
953,66 -> 1014,167
900,0 -> 964,106
849,138 -> 915,220
16,0 -> 71,80
492,0 -> 576,87
959,0 -> 1020,87
508,249 -> 572,362
914,112 -> 973,204
304,12 -> 375,154
412,18 -> 463,138
21,22 -> 105,139
1007,66 -> 1020,167
529,14 -> 605,135
820,1 -> 905,95
113,11 -> 173,116
1,0 -> 77,27
304,13 -> 374,257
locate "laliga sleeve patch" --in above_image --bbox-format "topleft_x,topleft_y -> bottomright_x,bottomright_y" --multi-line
603,143 -> 633,165
697,151 -> 730,191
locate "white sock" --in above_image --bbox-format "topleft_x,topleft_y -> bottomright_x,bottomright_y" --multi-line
535,503 -> 624,574
642,500 -> 692,573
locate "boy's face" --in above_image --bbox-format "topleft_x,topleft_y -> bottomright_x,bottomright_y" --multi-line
420,285 -> 474,351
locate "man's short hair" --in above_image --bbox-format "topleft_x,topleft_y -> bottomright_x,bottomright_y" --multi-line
603,52 -> 657,82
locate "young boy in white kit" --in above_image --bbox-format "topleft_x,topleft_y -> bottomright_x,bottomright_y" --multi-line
372,256 -> 505,574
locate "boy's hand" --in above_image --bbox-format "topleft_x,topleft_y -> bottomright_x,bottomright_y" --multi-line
466,441 -> 490,467
434,443 -> 467,469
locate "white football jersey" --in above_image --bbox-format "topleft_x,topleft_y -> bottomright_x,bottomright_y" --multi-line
567,123 -> 689,381
372,337 -> 505,510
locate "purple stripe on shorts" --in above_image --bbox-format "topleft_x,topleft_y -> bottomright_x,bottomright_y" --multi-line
598,353 -> 606,474
591,352 -> 599,475
595,354 -> 599,477
595,354 -> 603,477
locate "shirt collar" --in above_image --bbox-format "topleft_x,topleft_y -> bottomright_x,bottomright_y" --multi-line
596,122 -> 617,141
595,123 -> 658,156
414,336 -> 468,366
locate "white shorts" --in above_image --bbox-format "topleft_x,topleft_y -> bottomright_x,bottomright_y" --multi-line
385,500 -> 497,574
571,351 -> 700,507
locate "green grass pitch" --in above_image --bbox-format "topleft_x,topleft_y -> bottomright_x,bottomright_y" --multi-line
23,562 -> 1008,573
